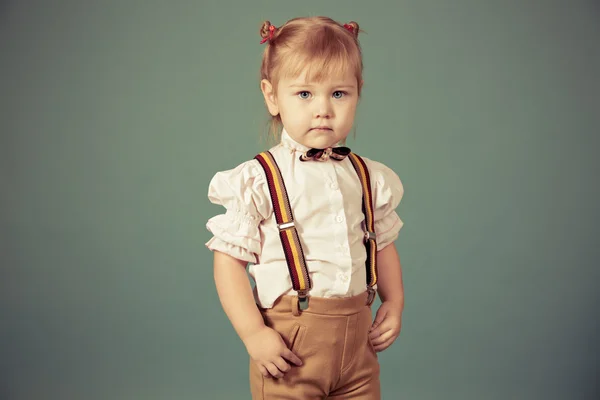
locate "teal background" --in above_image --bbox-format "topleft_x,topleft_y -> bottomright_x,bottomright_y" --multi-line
1,0 -> 599,399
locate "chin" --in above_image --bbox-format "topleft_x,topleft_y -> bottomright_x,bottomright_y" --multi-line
309,130 -> 337,143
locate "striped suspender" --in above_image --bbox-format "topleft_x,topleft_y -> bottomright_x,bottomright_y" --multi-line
347,153 -> 378,305
254,150 -> 378,310
254,151 -> 312,310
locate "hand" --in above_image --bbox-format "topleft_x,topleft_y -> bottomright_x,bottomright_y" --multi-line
368,301 -> 403,352
243,325 -> 303,379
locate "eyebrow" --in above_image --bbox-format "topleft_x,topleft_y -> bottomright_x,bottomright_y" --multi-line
288,83 -> 356,89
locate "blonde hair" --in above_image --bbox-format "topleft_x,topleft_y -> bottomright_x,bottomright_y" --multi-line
259,16 -> 363,143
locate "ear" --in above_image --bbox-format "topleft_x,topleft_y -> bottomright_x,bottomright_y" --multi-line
261,79 -> 279,116
359,79 -> 364,93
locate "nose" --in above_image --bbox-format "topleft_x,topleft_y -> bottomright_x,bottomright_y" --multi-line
314,97 -> 332,119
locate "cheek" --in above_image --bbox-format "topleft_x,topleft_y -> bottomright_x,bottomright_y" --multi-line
339,103 -> 357,120
279,108 -> 305,130
282,103 -> 308,121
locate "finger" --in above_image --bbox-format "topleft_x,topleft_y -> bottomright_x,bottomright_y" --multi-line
371,329 -> 395,346
371,320 -> 384,330
281,348 -> 303,366
258,364 -> 270,377
373,336 -> 396,352
371,309 -> 388,330
368,323 -> 393,341
273,357 -> 291,373
266,363 -> 284,379
368,327 -> 380,341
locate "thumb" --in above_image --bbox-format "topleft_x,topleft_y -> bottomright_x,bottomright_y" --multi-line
370,306 -> 388,331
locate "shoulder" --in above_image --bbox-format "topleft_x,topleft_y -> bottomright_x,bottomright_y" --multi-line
208,158 -> 267,204
210,157 -> 266,182
355,155 -> 404,195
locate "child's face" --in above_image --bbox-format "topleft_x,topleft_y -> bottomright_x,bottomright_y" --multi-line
261,68 -> 361,149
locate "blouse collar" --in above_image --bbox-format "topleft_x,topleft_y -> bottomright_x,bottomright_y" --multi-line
280,128 -> 310,152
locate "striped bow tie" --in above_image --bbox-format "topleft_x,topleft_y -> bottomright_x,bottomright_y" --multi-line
299,146 -> 351,162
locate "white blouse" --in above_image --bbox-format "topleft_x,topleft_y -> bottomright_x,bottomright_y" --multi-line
206,129 -> 404,308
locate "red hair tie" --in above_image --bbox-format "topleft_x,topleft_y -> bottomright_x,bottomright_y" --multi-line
260,25 -> 276,44
343,23 -> 354,33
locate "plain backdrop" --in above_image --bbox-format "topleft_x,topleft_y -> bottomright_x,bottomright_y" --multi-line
1,0 -> 599,399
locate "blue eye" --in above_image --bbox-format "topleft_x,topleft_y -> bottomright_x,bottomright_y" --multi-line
298,91 -> 311,99
333,91 -> 346,99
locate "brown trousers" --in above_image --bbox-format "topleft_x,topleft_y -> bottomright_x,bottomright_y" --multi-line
249,291 -> 380,399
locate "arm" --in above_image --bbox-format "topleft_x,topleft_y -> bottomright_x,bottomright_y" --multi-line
369,242 -> 404,352
213,250 -> 302,377
375,242 -> 404,309
213,250 -> 265,341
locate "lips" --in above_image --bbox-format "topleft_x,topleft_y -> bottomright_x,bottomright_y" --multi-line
311,127 -> 332,130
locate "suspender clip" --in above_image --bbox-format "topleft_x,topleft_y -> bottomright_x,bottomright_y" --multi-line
297,290 -> 309,311
364,231 -> 376,241
278,221 -> 295,231
366,287 -> 376,306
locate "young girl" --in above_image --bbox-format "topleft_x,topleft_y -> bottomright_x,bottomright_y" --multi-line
206,16 -> 405,399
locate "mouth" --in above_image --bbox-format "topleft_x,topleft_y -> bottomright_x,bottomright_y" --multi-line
311,127 -> 332,131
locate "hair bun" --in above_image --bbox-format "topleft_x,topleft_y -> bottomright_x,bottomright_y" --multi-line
260,20 -> 273,40
344,21 -> 360,39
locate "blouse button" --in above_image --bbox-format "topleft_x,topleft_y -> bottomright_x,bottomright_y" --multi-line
335,215 -> 344,223
330,182 -> 339,190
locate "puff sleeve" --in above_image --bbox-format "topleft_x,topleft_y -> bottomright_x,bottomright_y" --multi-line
205,160 -> 271,263
366,159 -> 405,250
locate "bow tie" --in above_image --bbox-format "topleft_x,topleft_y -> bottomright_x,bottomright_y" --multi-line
299,146 -> 351,162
